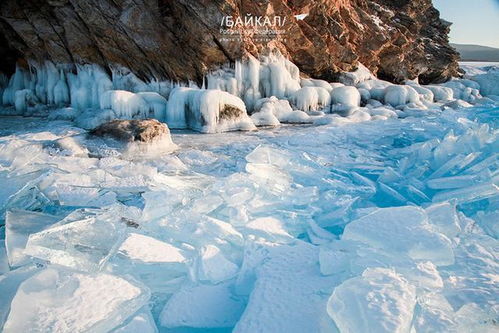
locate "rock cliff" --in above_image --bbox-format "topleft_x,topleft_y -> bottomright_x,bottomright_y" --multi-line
0,0 -> 460,84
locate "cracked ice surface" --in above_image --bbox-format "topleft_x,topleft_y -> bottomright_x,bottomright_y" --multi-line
0,104 -> 498,332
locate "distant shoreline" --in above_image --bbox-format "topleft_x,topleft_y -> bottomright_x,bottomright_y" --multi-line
452,43 -> 499,62
459,61 -> 499,65
459,60 -> 499,62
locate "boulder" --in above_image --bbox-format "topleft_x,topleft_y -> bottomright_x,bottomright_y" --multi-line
90,119 -> 177,158
90,119 -> 171,143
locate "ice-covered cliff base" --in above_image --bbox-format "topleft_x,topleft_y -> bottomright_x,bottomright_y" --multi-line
1,53 -> 498,134
0,61 -> 498,332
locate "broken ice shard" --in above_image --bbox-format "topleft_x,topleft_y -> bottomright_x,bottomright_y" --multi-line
432,183 -> 499,204
3,268 -> 150,333
107,233 -> 188,292
342,206 -> 455,266
24,209 -> 127,272
112,307 -> 158,333
5,209 -> 60,267
195,244 -> 239,283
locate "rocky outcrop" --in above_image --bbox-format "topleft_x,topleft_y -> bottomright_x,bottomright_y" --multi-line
0,0 -> 460,84
90,119 -> 171,143
89,119 -> 177,158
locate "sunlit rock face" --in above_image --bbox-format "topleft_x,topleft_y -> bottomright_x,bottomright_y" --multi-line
0,0 -> 459,84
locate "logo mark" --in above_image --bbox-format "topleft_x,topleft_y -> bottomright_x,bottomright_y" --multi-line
294,13 -> 308,21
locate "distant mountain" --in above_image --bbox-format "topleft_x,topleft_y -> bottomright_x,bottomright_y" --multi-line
451,43 -> 499,62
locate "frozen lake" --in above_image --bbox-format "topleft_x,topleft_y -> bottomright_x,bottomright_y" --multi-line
0,102 -> 498,332
1,59 -> 498,332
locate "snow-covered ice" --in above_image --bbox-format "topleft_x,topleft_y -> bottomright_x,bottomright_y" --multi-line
195,244 -> 238,283
160,282 -> 246,328
233,241 -> 338,332
327,268 -> 417,333
112,307 -> 158,333
2,268 -> 150,333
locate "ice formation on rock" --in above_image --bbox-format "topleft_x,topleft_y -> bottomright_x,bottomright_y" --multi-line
2,65 -> 30,106
291,86 -> 331,112
206,51 -> 301,112
100,90 -> 149,119
48,107 -> 80,121
0,53 -> 496,138
94,120 -> 178,159
426,85 -> 454,102
166,88 -> 256,133
338,63 -> 376,86
75,109 -> 117,130
331,86 -> 361,108
406,83 -> 435,102
165,87 -> 191,128
53,70 -> 70,106
251,96 -> 312,126
137,92 -> 168,121
250,102 -> 280,127
14,89 -> 38,114
0,62 -> 176,128
67,64 -> 112,111
384,85 -> 420,107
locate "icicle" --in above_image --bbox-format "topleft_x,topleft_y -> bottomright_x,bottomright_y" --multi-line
54,69 -> 70,106
14,89 -> 38,113
45,61 -> 58,104
138,92 -> 167,121
2,65 -> 26,105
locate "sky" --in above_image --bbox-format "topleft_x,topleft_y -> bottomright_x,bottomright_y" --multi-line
433,0 -> 499,48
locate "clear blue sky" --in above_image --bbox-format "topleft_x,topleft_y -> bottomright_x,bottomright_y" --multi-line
433,0 -> 499,48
